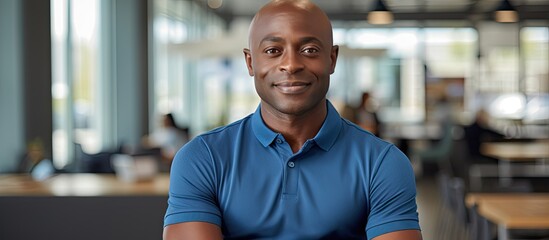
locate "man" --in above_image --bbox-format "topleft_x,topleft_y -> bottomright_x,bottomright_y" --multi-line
163,0 -> 422,239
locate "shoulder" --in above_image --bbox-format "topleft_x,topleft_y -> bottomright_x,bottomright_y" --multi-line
340,118 -> 410,172
196,114 -> 253,141
327,118 -> 407,173
173,114 -> 253,162
340,118 -> 395,151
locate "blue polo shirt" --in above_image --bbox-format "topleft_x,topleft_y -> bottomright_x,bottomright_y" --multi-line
165,100 -> 420,239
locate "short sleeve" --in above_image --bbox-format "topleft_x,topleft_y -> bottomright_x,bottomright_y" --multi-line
366,145 -> 421,239
163,137 -> 221,227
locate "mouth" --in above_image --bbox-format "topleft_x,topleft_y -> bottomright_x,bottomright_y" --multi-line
273,81 -> 311,94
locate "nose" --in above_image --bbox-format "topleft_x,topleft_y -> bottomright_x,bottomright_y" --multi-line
278,50 -> 304,74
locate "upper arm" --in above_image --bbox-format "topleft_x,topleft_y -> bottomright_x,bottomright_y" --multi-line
372,230 -> 422,240
163,222 -> 223,240
164,138 -> 222,227
366,145 -> 421,238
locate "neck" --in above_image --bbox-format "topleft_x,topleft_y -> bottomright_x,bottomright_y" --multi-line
261,101 -> 327,153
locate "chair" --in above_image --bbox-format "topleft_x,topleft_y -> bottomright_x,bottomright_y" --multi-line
411,121 -> 456,177
75,143 -> 119,173
435,173 -> 470,240
468,204 -> 492,240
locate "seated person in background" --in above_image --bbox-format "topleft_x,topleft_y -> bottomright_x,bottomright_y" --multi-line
142,113 -> 189,166
163,1 -> 422,239
341,92 -> 380,136
464,108 -> 505,164
355,91 -> 381,136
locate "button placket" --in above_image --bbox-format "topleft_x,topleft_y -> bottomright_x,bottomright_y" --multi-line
282,156 -> 299,198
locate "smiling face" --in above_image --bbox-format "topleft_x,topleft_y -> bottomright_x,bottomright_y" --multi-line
243,0 -> 339,118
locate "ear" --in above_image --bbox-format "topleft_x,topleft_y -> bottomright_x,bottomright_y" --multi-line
329,45 -> 339,74
243,48 -> 254,76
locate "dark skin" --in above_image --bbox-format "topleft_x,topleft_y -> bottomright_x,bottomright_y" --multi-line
244,0 -> 337,153
163,1 -> 422,239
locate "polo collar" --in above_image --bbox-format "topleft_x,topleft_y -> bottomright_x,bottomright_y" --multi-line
251,100 -> 342,151
314,100 -> 342,151
251,105 -> 278,148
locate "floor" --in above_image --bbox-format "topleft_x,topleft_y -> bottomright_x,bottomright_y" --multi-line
416,176 -> 441,240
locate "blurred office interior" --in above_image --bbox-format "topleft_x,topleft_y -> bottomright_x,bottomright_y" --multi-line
1,0 -> 548,239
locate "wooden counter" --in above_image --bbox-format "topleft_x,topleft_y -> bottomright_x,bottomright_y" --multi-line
0,173 -> 170,240
0,173 -> 170,196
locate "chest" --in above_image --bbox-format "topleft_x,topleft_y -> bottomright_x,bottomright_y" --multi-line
215,145 -> 369,238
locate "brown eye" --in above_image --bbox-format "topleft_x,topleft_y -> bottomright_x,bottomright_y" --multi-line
265,48 -> 280,54
302,47 -> 319,54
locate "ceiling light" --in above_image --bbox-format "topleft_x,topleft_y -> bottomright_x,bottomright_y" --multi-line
367,0 -> 393,25
208,0 -> 223,9
494,0 -> 518,23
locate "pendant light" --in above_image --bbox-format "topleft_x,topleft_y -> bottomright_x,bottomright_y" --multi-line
494,0 -> 518,23
368,0 -> 393,25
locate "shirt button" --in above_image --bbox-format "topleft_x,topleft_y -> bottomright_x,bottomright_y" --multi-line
287,161 -> 295,168
276,139 -> 283,144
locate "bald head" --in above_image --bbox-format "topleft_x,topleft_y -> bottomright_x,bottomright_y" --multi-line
257,0 -> 326,17
248,0 -> 334,49
242,0 -> 339,121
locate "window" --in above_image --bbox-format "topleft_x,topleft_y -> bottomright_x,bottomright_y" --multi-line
152,0 -> 229,134
51,0 -> 112,169
424,28 -> 477,114
478,23 -> 520,93
319,27 -> 477,122
521,27 -> 549,93
521,27 -> 549,123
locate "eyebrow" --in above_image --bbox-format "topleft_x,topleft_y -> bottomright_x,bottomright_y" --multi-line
259,36 -> 323,46
260,36 -> 283,44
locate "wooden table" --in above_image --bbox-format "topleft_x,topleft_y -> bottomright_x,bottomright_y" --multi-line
480,140 -> 549,186
481,140 -> 549,161
466,193 -> 549,240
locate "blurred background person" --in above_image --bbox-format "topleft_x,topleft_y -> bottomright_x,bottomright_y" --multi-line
464,107 -> 505,164
348,91 -> 381,136
142,113 -> 189,167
